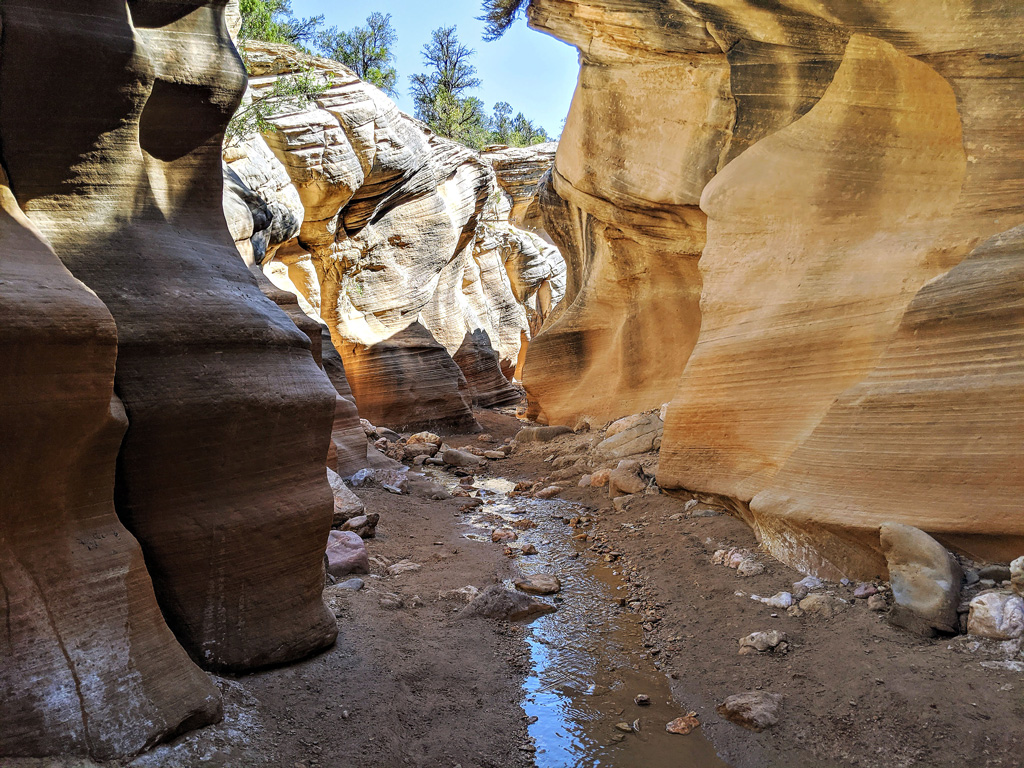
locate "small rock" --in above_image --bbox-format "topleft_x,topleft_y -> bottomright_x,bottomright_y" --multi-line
483,450 -> 506,460
520,543 -> 538,556
614,722 -> 633,733
439,585 -> 480,603
1010,556 -> 1024,596
978,564 -> 1012,582
634,694 -> 651,706
754,592 -> 793,609
738,630 -> 789,654
535,486 -> 563,500
853,583 -> 879,599
443,448 -> 486,467
410,595 -> 425,608
492,529 -> 518,543
476,433 -> 495,443
408,431 -> 442,446
590,469 -> 612,488
325,531 -> 370,579
665,713 -> 700,735
515,574 -> 562,595
967,592 -> 1024,640
378,593 -> 404,610
578,474 -> 592,487
337,578 -> 364,591
799,593 -> 841,618
612,495 -> 635,512
513,519 -> 537,531
737,560 -> 766,577
867,594 -> 888,612
609,459 -> 646,498
460,584 -> 556,621
387,560 -> 421,577
716,692 -> 782,732
341,513 -> 379,539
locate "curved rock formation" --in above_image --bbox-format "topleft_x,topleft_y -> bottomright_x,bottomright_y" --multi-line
0,170 -> 222,760
527,0 -> 1024,578
482,142 -> 557,232
1,0 -> 337,680
226,44 -> 568,428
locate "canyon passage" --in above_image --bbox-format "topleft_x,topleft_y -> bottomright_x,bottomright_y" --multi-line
2,1 -> 1023,767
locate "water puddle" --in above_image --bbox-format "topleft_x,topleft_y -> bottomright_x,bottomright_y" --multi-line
436,472 -> 729,768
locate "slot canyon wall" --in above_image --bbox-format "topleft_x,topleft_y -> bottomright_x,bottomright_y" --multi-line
524,0 -> 1024,580
224,43 -> 566,431
0,1 -> 339,759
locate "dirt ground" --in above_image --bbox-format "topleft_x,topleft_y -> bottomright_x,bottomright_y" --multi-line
14,408 -> 1023,768
496,411 -> 1024,768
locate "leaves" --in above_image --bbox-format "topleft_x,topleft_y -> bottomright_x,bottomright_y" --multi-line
316,12 -> 399,96
478,0 -> 529,42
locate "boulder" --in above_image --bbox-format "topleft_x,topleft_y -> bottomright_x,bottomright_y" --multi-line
460,585 -> 557,622
595,414 -> 663,459
327,467 -> 365,527
326,531 -> 370,580
608,459 -> 647,498
514,574 -> 562,595
880,523 -> 962,636
967,593 -> 1024,640
716,692 -> 783,732
443,448 -> 486,467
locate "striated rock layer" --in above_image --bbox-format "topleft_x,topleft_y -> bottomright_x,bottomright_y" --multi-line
226,44 -> 566,429
0,171 -> 222,759
527,0 -> 1024,578
1,0 -> 337,689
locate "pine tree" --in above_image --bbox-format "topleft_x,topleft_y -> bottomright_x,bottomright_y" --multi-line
316,12 -> 399,96
478,0 -> 529,42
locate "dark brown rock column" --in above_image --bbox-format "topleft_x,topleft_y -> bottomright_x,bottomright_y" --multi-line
0,177 -> 222,758
0,1 -> 337,671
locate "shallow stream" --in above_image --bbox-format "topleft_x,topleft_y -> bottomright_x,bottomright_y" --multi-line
448,474 -> 729,768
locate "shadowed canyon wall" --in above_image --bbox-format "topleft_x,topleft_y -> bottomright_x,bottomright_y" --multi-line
1,2 -> 339,758
225,43 -> 565,431
525,0 -> 1024,579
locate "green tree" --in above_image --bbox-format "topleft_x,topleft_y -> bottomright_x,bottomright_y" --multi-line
478,0 -> 529,42
238,0 -> 323,47
490,101 -> 513,144
410,26 -> 487,146
316,12 -> 399,96
229,0 -> 329,142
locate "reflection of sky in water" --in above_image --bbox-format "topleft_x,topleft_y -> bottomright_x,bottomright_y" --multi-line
434,472 -> 728,768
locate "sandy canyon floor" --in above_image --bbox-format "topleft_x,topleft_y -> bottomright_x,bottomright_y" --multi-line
10,409 -> 1024,768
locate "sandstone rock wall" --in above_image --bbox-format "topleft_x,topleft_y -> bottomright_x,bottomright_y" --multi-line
526,0 -> 1024,579
1,3 -> 338,757
226,44 -> 566,430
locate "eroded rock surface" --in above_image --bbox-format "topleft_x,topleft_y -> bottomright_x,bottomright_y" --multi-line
1,0 -> 337,691
225,44 -> 566,429
526,0 -> 1024,579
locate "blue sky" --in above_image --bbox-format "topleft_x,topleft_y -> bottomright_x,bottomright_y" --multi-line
290,0 -> 579,136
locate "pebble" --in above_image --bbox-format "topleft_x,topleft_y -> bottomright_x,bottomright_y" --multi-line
535,486 -> 563,499
665,713 -> 700,735
615,722 -> 633,733
492,529 -> 518,543
1011,556 -> 1024,596
738,630 -> 789,654
520,543 -> 538,556
634,694 -> 651,706
978,564 -> 1012,583
337,578 -> 364,591
717,691 -> 783,732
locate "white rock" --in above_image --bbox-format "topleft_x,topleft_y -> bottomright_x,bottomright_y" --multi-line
968,592 -> 1024,640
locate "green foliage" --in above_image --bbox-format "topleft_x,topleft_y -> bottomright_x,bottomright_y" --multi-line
238,0 -> 323,47
316,12 -> 399,96
478,0 -> 529,42
225,66 -> 330,142
410,27 -> 550,150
